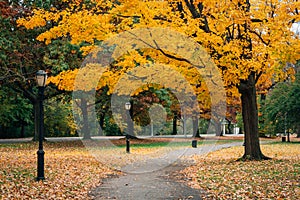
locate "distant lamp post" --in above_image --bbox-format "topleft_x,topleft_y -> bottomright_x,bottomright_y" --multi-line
36,70 -> 47,181
125,102 -> 131,153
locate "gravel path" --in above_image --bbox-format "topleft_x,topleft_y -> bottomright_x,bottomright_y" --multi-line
90,142 -> 243,200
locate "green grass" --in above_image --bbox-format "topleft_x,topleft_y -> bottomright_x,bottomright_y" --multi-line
265,141 -> 300,145
115,139 -> 241,148
0,142 -> 34,148
0,139 -> 242,150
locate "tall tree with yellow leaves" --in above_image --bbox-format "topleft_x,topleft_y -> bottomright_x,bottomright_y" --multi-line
18,0 -> 300,160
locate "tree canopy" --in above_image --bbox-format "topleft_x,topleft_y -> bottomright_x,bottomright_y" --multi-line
17,0 -> 300,159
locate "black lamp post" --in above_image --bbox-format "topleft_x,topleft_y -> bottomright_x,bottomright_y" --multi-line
125,102 -> 131,153
36,70 -> 47,181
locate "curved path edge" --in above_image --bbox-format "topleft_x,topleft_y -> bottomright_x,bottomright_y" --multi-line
89,142 -> 243,200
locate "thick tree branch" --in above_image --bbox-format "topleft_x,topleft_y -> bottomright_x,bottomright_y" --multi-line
14,81 -> 36,103
255,71 -> 263,83
152,38 -> 193,64
184,0 -> 200,18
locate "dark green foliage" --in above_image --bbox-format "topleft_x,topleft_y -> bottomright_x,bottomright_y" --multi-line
0,1 -> 84,139
262,71 -> 300,136
198,118 -> 210,134
44,96 -> 77,137
103,116 -> 122,136
44,40 -> 83,75
0,86 -> 33,138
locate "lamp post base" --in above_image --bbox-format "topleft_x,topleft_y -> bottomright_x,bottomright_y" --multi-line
37,149 -> 45,181
126,135 -> 130,153
36,177 -> 45,181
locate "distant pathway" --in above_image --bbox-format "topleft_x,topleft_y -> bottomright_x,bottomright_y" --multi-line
90,142 -> 243,200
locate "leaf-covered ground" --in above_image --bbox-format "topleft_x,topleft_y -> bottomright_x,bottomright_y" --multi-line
0,138 -> 199,199
0,141 -> 119,199
1,137 -> 296,199
179,141 -> 300,199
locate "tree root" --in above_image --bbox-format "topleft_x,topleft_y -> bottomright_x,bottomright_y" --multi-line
237,154 -> 272,161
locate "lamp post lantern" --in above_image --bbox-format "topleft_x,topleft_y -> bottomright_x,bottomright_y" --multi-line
125,102 -> 131,110
125,102 -> 131,153
36,70 -> 47,181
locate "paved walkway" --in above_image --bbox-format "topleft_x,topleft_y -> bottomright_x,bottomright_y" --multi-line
90,142 -> 243,200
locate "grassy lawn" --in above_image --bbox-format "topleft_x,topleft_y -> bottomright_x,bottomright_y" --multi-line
179,142 -> 300,199
113,138 -> 241,148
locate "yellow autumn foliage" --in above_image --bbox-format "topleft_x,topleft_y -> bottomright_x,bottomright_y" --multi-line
19,0 -> 300,113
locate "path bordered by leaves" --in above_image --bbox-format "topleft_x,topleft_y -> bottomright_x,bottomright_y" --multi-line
0,138 -> 240,199
1,137 -> 298,199
90,142 -> 244,199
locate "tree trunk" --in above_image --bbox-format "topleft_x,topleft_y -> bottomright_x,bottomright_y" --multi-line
182,114 -> 187,136
98,114 -> 104,136
215,121 -> 222,136
172,113 -> 177,135
192,116 -> 200,137
238,76 -> 269,160
81,98 -> 91,140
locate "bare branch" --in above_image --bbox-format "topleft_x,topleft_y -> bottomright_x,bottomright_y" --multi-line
248,29 -> 270,46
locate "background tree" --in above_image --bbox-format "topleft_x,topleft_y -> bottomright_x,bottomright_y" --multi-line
263,69 -> 300,139
0,1 -> 48,139
0,0 -> 82,139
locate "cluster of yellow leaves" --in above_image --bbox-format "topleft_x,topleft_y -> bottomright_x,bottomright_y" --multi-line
179,141 -> 300,199
0,142 -> 117,199
18,1 -> 115,45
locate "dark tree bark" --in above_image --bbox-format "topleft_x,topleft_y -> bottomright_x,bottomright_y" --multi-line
172,113 -> 178,135
81,98 -> 91,140
287,132 -> 290,142
192,116 -> 200,137
215,121 -> 222,136
238,75 -> 269,160
98,114 -> 104,136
